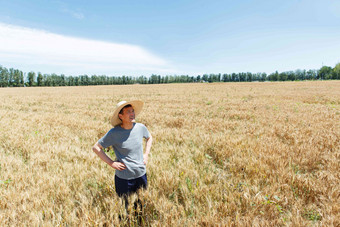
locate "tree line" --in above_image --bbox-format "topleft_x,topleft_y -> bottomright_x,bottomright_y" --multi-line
0,63 -> 339,87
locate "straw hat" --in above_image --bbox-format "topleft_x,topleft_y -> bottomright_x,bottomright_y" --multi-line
111,100 -> 144,126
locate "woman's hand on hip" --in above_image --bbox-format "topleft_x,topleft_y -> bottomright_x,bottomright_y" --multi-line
111,161 -> 126,171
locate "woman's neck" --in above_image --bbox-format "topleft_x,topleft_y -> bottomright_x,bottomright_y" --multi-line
120,122 -> 134,129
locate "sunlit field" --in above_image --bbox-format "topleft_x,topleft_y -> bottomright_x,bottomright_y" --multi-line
0,81 -> 339,226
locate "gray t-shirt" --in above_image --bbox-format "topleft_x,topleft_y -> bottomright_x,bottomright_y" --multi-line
98,123 -> 150,180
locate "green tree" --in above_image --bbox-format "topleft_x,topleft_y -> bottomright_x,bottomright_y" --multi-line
74,76 -> 79,86
8,68 -> 14,86
68,76 -> 75,86
295,69 -> 306,80
91,75 -> 98,85
37,72 -> 43,86
222,74 -> 228,82
306,69 -> 316,80
246,72 -> 252,82
268,71 -> 279,81
28,71 -> 36,86
318,66 -> 332,80
164,75 -> 169,83
332,63 -> 340,79
43,74 -> 52,86
279,72 -> 288,81
202,74 -> 208,82
239,73 -> 246,82
231,73 -> 237,82
19,71 -> 24,86
11,69 -> 21,87
61,74 -> 66,86
0,66 -> 9,87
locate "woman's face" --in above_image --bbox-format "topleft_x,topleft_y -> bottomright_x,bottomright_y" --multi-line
118,106 -> 135,124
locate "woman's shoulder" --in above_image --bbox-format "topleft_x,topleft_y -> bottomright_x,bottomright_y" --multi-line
109,126 -> 122,133
135,122 -> 147,128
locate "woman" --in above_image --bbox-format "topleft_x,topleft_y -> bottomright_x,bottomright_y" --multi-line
92,100 -> 153,213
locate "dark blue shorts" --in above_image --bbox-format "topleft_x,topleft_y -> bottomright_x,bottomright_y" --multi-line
115,174 -> 147,197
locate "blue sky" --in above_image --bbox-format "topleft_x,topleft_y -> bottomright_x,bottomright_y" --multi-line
0,0 -> 339,76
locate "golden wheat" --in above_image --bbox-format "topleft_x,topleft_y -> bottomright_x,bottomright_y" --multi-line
0,81 -> 339,226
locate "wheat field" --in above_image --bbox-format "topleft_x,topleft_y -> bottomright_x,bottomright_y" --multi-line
0,81 -> 339,226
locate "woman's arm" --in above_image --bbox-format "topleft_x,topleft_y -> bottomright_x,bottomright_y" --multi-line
92,142 -> 126,170
143,135 -> 153,165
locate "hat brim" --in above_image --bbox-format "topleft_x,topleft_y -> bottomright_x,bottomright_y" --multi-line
111,100 -> 144,126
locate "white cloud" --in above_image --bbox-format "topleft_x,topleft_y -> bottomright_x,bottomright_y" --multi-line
0,23 -> 174,76
61,8 -> 85,20
55,1 -> 85,20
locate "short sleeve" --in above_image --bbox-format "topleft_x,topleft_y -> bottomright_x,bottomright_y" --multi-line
142,125 -> 150,139
98,129 -> 114,148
